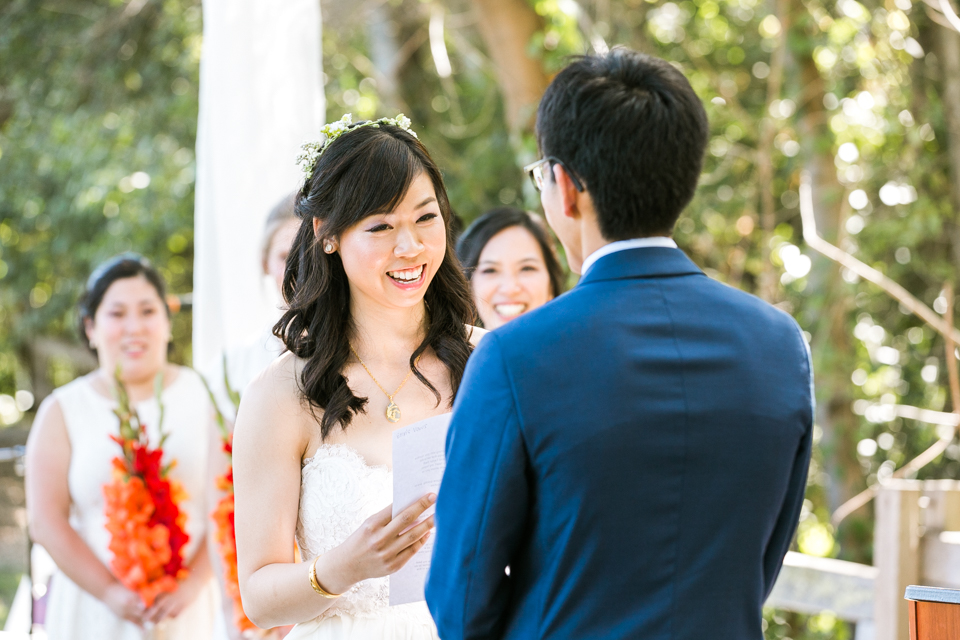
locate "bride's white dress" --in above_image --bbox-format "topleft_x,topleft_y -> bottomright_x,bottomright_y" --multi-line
285,436 -> 442,640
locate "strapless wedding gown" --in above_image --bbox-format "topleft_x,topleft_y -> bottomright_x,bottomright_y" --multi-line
286,438 -> 441,640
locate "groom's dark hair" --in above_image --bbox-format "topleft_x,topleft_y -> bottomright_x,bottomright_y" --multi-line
536,48 -> 709,240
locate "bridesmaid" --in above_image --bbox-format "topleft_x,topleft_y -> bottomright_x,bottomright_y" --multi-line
207,192 -> 300,419
456,207 -> 565,329
25,254 -> 217,639
207,195 -> 300,640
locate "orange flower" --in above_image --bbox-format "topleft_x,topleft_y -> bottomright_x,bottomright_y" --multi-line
103,370 -> 190,608
212,456 -> 257,631
202,368 -> 281,636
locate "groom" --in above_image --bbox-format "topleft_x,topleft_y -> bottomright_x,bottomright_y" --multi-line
425,48 -> 813,639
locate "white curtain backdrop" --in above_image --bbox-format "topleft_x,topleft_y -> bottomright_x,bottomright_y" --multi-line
193,0 -> 324,372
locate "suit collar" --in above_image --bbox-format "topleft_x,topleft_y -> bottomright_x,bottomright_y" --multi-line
580,237 -> 679,275
576,246 -> 704,286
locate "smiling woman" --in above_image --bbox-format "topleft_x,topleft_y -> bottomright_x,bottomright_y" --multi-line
457,207 -> 565,330
24,254 -> 217,639
231,116 -> 479,640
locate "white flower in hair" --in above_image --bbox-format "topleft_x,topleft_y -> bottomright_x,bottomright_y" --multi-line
297,113 -> 419,180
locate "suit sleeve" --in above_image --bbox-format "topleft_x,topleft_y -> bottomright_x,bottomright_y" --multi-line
425,333 -> 530,640
762,322 -> 815,598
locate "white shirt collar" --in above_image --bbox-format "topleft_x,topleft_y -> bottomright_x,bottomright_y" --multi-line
580,237 -> 678,276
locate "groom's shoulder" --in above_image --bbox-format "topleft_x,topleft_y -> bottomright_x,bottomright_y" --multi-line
487,287 -> 590,349
676,273 -> 805,351
501,288 -> 580,329
497,271 -> 801,346
707,276 -> 802,331
491,267 -> 803,341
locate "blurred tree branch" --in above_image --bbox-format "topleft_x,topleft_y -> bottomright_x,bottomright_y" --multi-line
830,283 -> 960,526
937,0 -> 960,31
800,174 -> 960,524
800,175 -> 960,345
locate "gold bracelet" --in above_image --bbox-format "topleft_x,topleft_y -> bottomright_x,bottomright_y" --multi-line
309,555 -> 342,599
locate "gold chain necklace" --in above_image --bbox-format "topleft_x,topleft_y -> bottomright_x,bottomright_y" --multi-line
349,346 -> 422,423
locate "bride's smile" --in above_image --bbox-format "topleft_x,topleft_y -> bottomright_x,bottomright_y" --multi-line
386,264 -> 425,287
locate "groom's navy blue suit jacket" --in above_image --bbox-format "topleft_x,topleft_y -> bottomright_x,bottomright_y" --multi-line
425,246 -> 814,639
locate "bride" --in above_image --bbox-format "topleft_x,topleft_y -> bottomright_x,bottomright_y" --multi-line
232,115 -> 481,639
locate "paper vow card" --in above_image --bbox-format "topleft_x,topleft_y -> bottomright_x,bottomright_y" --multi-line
389,413 -> 451,606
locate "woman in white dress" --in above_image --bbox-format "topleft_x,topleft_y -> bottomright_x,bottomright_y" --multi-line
208,195 -> 299,640
232,115 -> 481,639
25,254 -> 217,639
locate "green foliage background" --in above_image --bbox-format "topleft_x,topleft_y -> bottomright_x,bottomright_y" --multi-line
1,0 -> 959,637
0,0 -> 201,394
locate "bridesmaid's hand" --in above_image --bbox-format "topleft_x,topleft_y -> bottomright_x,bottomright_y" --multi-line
102,583 -> 146,627
322,494 -> 436,592
143,570 -> 206,623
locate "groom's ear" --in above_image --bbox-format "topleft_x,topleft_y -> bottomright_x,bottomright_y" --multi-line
552,164 -> 583,221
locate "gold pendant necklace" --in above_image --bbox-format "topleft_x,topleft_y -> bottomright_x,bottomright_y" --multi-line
349,346 -> 421,423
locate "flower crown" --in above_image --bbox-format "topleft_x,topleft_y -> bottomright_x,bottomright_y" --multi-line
296,113 -> 419,181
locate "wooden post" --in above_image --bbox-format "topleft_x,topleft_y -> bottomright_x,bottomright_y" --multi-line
919,480 -> 960,590
921,480 -> 960,532
875,480 -> 924,640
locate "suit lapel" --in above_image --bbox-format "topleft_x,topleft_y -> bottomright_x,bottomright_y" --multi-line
576,247 -> 705,286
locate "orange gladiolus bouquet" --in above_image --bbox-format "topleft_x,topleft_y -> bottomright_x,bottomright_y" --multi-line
203,368 -> 258,633
103,370 -> 189,608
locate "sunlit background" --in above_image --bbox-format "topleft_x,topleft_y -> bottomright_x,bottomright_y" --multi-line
2,0 -> 960,636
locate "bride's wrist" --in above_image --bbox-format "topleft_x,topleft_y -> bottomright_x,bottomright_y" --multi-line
311,552 -> 357,596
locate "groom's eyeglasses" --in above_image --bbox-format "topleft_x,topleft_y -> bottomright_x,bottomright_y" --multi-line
523,157 -> 585,193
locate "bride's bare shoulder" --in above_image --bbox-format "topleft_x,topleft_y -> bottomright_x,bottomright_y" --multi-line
233,352 -> 319,463
466,324 -> 489,348
239,352 -> 306,424
248,351 -> 299,392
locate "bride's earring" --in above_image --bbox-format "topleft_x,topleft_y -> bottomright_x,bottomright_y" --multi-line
324,242 -> 334,253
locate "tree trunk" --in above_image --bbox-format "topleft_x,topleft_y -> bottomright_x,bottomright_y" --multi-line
757,0 -> 788,302
935,23 -> 960,272
797,52 -> 863,526
471,0 -> 549,138
368,4 -> 403,111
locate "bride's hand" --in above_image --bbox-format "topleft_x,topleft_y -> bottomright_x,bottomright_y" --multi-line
323,494 -> 436,591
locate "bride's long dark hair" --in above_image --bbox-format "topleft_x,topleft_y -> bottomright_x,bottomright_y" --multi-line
274,122 -> 476,438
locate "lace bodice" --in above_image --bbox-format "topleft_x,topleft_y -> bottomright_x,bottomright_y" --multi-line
296,444 -> 431,624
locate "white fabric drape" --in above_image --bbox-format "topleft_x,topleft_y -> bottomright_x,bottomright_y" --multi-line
193,0 -> 324,372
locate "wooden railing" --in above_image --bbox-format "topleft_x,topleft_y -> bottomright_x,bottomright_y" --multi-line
768,479 -> 960,640
767,552 -> 876,635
